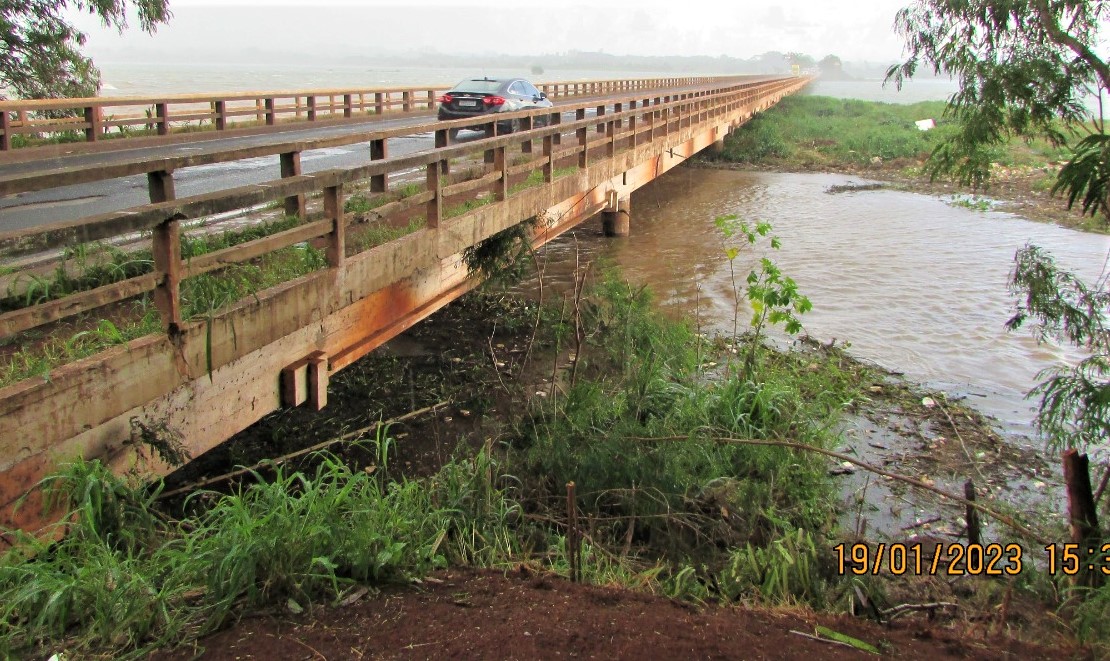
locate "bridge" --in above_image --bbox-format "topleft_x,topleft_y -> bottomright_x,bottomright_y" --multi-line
0,74 -> 810,540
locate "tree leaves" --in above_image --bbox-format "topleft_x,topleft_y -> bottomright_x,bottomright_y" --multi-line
1007,245 -> 1110,451
888,0 -> 1109,221
1,1 -> 171,101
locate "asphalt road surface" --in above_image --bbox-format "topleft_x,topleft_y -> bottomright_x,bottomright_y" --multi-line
1,115 -> 485,232
0,94 -> 637,232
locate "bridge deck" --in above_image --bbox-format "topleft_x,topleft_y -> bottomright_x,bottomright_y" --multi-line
0,75 -> 812,543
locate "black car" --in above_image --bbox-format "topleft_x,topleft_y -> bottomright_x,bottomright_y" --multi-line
437,77 -> 553,137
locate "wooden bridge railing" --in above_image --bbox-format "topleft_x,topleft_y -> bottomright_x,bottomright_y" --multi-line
0,75 -> 812,540
0,76 -> 806,339
0,76 -> 738,151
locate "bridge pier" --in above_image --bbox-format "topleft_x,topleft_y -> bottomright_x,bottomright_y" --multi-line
602,196 -> 631,237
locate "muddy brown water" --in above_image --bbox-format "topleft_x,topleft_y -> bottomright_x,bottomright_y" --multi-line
527,167 -> 1110,538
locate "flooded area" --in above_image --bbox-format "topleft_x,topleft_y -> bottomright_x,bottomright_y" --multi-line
537,167 -> 1110,537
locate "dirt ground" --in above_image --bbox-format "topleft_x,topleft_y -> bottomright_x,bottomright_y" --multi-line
153,567 -> 1082,660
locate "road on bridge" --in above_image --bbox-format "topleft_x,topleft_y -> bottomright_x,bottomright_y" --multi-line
0,80 -> 757,232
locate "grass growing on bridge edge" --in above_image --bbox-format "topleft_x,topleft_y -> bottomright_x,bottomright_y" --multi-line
0,273 -> 878,658
0,218 -> 328,389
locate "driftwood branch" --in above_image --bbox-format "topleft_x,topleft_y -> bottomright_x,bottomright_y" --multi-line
627,434 -> 1052,546
882,602 -> 958,622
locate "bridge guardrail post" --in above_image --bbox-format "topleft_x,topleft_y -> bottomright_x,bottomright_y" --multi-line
605,119 -> 615,159
374,92 -> 384,115
614,102 -> 623,130
152,219 -> 183,331
483,122 -> 496,165
426,160 -> 442,228
343,94 -> 354,119
264,98 -> 276,126
403,91 -> 412,113
543,134 -> 553,183
576,109 -> 588,169
426,90 -> 435,111
307,96 -> 317,122
595,105 -> 605,134
370,139 -> 388,193
492,146 -> 508,202
550,111 -> 562,146
434,129 -> 450,175
214,100 -> 228,131
280,151 -> 307,218
153,102 -> 170,136
147,170 -> 176,204
84,105 -> 102,143
0,109 -> 10,151
520,115 -> 533,154
628,100 -> 638,148
324,183 -> 345,269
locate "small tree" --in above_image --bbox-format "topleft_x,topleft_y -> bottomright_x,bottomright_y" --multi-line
714,215 -> 812,377
1007,245 -> 1109,452
1,1 -> 172,100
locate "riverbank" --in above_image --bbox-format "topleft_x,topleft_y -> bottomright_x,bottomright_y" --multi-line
703,95 -> 1106,233
1,271 -> 1091,658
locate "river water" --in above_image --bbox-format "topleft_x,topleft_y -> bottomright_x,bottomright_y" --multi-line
535,168 -> 1108,533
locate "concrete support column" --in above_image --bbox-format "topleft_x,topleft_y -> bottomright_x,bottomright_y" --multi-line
602,197 -> 631,237
710,137 -> 726,155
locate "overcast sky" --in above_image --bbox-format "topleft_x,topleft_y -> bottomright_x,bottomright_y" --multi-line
69,0 -> 914,64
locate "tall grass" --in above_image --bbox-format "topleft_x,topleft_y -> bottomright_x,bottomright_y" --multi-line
512,271 -> 849,582
720,95 -> 1074,170
0,272 -> 866,657
0,437 -> 522,657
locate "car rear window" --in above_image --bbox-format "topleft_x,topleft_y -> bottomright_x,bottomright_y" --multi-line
449,79 -> 504,94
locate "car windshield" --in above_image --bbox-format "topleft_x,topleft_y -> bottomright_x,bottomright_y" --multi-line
449,79 -> 504,94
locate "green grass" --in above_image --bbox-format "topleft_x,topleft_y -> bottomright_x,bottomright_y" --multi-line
0,439 -> 520,658
508,166 -> 580,196
720,96 -> 956,166
720,95 -> 1078,172
0,271 -> 868,657
2,216 -> 306,315
0,220 -> 327,388
349,217 -> 426,253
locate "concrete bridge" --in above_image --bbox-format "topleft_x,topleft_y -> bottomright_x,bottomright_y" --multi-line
0,74 -> 811,541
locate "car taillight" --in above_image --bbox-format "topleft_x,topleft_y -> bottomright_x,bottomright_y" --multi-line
437,94 -> 453,103
484,96 -> 506,106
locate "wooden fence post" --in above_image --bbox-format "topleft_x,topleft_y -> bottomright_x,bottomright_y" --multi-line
493,146 -> 508,202
280,151 -> 306,218
434,128 -> 450,175
0,109 -> 10,151
426,161 -> 442,229
323,184 -> 345,269
152,219 -> 182,332
576,108 -> 588,169
84,105 -> 102,142
147,170 -> 176,204
156,103 -> 170,136
214,101 -> 227,131
370,139 -> 388,193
